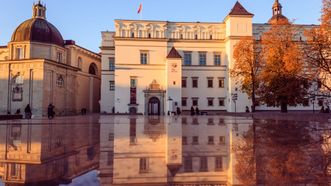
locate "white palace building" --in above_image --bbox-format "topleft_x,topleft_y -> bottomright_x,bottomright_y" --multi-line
100,0 -> 324,115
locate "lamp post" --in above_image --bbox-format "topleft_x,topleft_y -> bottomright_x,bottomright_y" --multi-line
231,93 -> 238,116
167,97 -> 173,116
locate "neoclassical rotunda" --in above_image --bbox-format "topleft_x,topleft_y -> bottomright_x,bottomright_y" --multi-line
0,1 -> 101,116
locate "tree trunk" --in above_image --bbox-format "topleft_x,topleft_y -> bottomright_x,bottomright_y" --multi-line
251,75 -> 256,113
281,101 -> 288,113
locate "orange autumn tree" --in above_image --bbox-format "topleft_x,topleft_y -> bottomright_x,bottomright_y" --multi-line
231,37 -> 261,112
259,22 -> 310,113
303,0 -> 331,93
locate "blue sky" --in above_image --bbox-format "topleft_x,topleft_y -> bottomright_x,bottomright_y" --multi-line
0,0 -> 323,52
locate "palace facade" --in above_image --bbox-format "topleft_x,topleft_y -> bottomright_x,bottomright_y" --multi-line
0,2 -> 101,116
100,0 -> 326,115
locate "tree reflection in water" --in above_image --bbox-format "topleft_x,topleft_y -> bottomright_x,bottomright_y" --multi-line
234,120 -> 331,185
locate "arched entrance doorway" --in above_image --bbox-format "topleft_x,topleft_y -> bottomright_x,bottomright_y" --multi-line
148,97 -> 161,115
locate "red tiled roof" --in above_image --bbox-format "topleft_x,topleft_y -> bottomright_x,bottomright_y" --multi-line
228,1 -> 254,16
167,47 -> 182,59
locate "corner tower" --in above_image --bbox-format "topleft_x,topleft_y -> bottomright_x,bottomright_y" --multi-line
224,1 -> 253,113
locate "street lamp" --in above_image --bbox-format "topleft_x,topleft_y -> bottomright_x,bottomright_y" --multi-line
231,93 -> 238,116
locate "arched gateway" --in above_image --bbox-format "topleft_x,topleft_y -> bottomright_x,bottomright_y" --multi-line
144,80 -> 166,116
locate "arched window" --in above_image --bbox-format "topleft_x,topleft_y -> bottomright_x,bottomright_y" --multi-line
89,63 -> 98,75
78,57 -> 83,70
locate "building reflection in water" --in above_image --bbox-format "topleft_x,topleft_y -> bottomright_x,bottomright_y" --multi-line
0,117 -> 100,186
1,116 -> 330,186
99,116 -> 252,186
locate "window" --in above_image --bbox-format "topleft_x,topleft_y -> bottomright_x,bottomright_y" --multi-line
131,32 -> 135,38
192,118 -> 199,125
207,79 -> 213,88
200,157 -> 208,172
208,98 -> 214,107
208,136 -> 214,145
56,52 -> 63,63
184,52 -> 192,66
109,81 -> 115,91
215,156 -> 223,171
192,136 -> 199,145
192,78 -> 198,88
219,136 -> 225,144
207,118 -> 214,125
318,99 -> 324,107
182,117 -> 187,125
140,52 -> 148,64
56,75 -> 64,87
139,158 -> 149,173
182,97 -> 187,107
184,157 -> 193,172
192,98 -> 199,106
108,133 -> 114,141
219,98 -> 225,106
16,47 -> 24,59
182,136 -> 187,145
109,57 -> 115,71
78,57 -> 83,70
130,78 -> 137,104
182,77 -> 187,88
219,79 -> 225,88
214,53 -> 221,66
130,78 -> 137,88
199,52 -> 207,66
89,63 -> 98,75
10,163 -> 20,178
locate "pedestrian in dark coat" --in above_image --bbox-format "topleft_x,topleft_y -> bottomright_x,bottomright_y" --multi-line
24,104 -> 32,119
48,104 -> 55,119
190,106 -> 195,116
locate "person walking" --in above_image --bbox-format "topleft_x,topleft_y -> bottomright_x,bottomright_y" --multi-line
245,106 -> 250,113
24,104 -> 32,119
320,106 -> 325,113
190,106 -> 195,116
176,107 -> 181,116
195,106 -> 200,115
48,104 -> 55,119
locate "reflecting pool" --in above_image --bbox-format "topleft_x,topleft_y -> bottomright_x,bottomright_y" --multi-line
0,115 -> 330,186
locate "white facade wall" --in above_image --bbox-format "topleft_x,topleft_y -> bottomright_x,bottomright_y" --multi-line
100,4 -> 328,114
100,32 -> 115,113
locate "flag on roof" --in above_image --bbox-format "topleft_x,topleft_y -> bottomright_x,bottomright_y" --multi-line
137,3 -> 142,14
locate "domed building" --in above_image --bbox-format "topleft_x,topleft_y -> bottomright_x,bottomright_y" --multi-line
0,2 -> 101,116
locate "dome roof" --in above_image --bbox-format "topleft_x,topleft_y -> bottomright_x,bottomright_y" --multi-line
11,18 -> 64,47
268,14 -> 289,25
